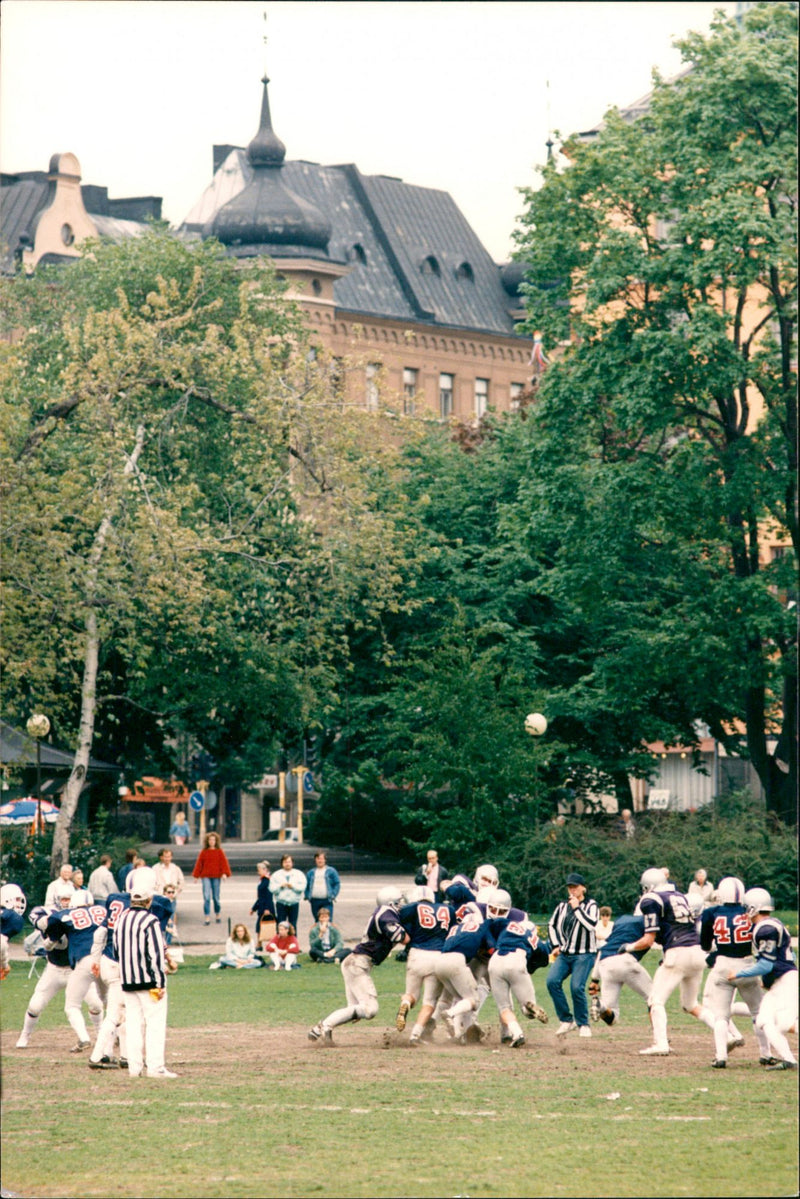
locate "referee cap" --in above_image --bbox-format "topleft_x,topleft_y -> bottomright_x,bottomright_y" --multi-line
566,872 -> 586,887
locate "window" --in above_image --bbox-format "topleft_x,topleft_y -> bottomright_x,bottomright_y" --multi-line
421,255 -> 441,277
439,372 -> 454,419
456,262 -> 474,282
311,278 -> 322,296
403,368 -> 417,416
510,382 -> 524,412
474,378 -> 489,418
366,363 -> 381,412
351,243 -> 367,265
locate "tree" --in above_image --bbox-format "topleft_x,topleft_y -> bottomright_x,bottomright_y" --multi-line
0,231 -> 421,870
513,3 -> 797,818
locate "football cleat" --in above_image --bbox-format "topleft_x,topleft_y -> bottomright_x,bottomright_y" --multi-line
395,1000 -> 411,1032
727,1037 -> 745,1052
600,1008 -> 616,1026
510,1033 -> 525,1048
590,995 -> 601,1022
765,1060 -> 797,1071
639,1045 -> 670,1056
759,1056 -> 778,1066
15,1038 -> 29,1049
308,1024 -> 332,1044
70,1040 -> 91,1054
711,1059 -> 727,1069
523,1001 -> 549,1024
89,1056 -> 119,1070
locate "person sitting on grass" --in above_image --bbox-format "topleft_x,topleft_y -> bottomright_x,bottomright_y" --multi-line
308,907 -> 350,964
210,924 -> 263,970
266,921 -> 301,971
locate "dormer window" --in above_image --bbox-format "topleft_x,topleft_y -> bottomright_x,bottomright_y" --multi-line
351,243 -> 367,264
420,255 -> 441,277
456,262 -> 474,282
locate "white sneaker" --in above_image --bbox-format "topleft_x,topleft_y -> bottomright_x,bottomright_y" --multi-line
578,1026 -> 592,1038
556,1021 -> 576,1036
639,1045 -> 670,1056
147,1067 -> 178,1078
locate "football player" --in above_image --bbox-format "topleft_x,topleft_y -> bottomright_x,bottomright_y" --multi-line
433,902 -> 496,1042
700,877 -> 770,1068
46,891 -> 108,1053
628,867 -> 725,1056
728,888 -> 798,1071
308,886 -> 409,1045
1,883 -> 27,980
395,886 -> 456,1043
488,916 -> 550,1047
440,864 -> 500,908
591,912 -> 653,1027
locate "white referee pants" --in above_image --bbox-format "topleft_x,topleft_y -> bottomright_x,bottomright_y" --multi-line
122,988 -> 168,1076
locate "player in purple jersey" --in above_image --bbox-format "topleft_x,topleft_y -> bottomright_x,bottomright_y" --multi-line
729,888 -> 798,1071
46,892 -> 109,1053
628,867 -> 721,1057
591,914 -> 653,1028
433,905 -> 496,1042
489,918 -> 550,1047
700,877 -> 768,1068
308,886 -> 409,1045
394,887 -> 456,1042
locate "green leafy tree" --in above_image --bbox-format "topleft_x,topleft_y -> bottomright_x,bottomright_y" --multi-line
512,2 -> 797,819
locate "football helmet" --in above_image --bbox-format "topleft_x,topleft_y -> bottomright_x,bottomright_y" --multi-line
376,885 -> 404,910
640,867 -> 667,894
744,887 -> 774,917
716,877 -> 745,906
129,867 -> 156,903
473,864 -> 499,890
1,883 -> 26,916
69,891 -> 91,908
487,888 -> 512,919
405,886 -> 434,904
53,881 -> 74,907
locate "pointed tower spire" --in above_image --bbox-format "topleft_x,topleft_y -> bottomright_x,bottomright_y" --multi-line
247,75 -> 286,168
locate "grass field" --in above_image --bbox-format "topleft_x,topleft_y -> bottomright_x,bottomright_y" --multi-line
1,951 -> 797,1199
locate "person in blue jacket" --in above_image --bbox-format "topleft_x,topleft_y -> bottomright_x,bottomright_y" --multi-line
305,852 -> 341,921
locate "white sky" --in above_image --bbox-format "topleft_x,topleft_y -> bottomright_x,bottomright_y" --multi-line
1,0 -> 734,262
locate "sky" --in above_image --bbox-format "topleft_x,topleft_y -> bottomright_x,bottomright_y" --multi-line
0,0 -> 736,262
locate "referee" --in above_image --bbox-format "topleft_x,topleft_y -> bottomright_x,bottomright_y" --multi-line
113,866 -> 177,1079
547,871 -> 599,1038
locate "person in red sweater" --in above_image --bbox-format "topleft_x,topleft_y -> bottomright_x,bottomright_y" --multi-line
192,832 -> 232,925
266,922 -> 301,971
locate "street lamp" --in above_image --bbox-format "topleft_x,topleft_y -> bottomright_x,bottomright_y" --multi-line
26,713 -> 51,837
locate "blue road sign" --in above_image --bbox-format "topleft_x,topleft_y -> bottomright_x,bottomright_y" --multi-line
303,771 -> 315,794
189,790 -> 205,811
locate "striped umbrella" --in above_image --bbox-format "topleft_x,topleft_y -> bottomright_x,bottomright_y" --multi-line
0,797 -> 60,826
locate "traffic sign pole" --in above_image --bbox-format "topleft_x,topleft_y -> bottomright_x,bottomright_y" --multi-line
293,765 -> 305,843
197,780 -> 209,841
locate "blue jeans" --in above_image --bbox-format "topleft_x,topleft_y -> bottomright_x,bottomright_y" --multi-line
309,897 -> 335,922
546,952 -> 595,1027
201,876 -> 221,917
276,902 -> 299,931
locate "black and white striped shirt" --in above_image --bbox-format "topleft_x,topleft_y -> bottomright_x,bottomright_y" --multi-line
113,905 -> 167,991
548,896 -> 599,955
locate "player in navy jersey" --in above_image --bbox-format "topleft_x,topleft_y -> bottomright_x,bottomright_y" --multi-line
433,905 -> 496,1042
394,887 -> 456,1042
46,892 -> 109,1053
591,913 -> 653,1027
1,884 -> 26,980
628,868 -> 721,1056
489,918 -> 550,1046
441,864 -> 499,909
700,877 -> 768,1068
309,886 -> 409,1045
729,888 -> 798,1071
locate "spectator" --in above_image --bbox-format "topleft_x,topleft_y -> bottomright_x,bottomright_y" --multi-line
595,906 -> 614,949
44,864 -> 74,908
70,868 -> 92,904
269,854 -> 306,931
153,848 -> 185,901
309,908 -> 350,964
615,808 -> 636,839
414,849 -> 449,898
688,869 -> 715,914
266,921 -> 301,971
547,872 -> 599,1039
88,855 -> 116,902
116,849 -> 138,893
250,861 -> 276,947
125,857 -> 147,890
211,923 -> 263,970
169,811 -> 191,845
305,851 -> 341,921
191,832 -> 232,925
162,885 -> 178,945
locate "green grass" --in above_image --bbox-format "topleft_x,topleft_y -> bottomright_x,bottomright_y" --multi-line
1,952 -> 798,1199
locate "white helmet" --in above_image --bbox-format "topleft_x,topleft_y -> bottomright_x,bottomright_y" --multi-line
1,883 -> 26,915
474,864 -> 499,890
376,885 -> 403,910
130,867 -> 156,903
487,888 -> 512,919
69,891 -> 91,908
744,887 -> 774,918
405,885 -> 434,904
53,881 -> 74,908
716,877 -> 745,905
640,867 -> 667,894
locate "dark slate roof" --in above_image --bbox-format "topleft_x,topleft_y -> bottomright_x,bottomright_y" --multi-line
184,150 -> 523,338
0,721 -> 119,772
0,174 -> 49,271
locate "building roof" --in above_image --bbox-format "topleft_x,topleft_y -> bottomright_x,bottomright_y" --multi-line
0,720 -> 119,773
184,150 -> 522,337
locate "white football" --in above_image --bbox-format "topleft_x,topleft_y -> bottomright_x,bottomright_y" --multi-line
525,712 -> 547,736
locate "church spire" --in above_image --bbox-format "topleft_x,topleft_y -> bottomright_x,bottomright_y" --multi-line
247,75 -> 286,168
